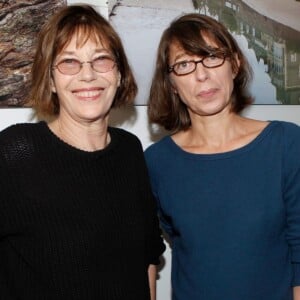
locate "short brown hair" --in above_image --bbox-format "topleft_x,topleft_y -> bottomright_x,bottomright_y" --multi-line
148,13 -> 253,132
28,4 -> 137,118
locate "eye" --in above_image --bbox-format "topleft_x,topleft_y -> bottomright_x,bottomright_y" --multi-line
91,55 -> 116,72
206,53 -> 220,61
174,60 -> 193,71
93,55 -> 114,65
207,50 -> 226,60
60,58 -> 79,65
56,58 -> 80,69
203,52 -> 225,67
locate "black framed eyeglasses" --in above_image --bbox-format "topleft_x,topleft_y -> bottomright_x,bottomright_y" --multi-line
168,52 -> 227,76
53,56 -> 116,75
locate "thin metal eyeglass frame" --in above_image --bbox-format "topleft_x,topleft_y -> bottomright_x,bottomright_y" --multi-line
168,54 -> 227,76
52,59 -> 116,75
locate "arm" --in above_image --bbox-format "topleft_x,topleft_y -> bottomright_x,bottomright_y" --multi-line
148,264 -> 157,300
132,140 -> 165,299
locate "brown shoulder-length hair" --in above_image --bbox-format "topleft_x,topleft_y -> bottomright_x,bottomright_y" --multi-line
148,13 -> 253,132
28,4 -> 137,118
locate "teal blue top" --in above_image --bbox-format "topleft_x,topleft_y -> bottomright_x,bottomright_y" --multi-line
145,121 -> 300,300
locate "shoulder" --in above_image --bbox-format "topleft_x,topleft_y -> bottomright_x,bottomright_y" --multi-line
268,121 -> 300,161
144,135 -> 171,164
271,120 -> 299,129
145,135 -> 171,153
0,122 -> 44,166
109,127 -> 141,144
0,122 -> 46,159
109,127 -> 143,150
0,122 -> 42,146
269,120 -> 300,140
0,122 -> 37,135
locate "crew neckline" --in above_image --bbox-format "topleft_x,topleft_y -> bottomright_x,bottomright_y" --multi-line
39,121 -> 116,157
165,121 -> 277,160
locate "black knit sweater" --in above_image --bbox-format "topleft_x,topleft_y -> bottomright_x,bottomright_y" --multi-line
0,122 -> 165,300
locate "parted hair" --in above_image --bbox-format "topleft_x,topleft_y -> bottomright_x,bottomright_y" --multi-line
148,13 -> 253,132
28,4 -> 137,118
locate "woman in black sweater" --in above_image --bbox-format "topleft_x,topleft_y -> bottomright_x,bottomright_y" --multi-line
0,5 -> 165,299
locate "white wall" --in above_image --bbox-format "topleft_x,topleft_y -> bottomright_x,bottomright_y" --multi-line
1,105 -> 300,299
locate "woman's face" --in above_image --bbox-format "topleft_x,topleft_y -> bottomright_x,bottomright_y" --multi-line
168,38 -> 238,119
51,34 -> 120,125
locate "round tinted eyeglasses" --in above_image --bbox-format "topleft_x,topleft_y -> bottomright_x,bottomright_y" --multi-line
52,56 -> 116,75
168,52 -> 227,76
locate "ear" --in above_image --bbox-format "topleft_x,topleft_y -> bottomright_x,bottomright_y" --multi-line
51,77 -> 57,93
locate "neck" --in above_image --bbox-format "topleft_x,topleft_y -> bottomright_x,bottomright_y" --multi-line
48,117 -> 110,152
190,112 -> 241,144
173,112 -> 248,154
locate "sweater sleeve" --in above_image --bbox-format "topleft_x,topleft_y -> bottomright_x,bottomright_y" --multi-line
282,123 -> 300,286
0,130 -> 18,235
135,141 -> 166,265
0,137 -> 19,298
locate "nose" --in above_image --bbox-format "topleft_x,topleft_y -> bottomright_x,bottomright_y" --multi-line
194,61 -> 209,81
79,62 -> 96,81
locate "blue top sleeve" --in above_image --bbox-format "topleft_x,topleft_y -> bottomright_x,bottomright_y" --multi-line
282,123 -> 300,286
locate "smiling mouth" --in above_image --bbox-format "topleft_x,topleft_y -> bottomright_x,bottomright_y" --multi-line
73,88 -> 104,99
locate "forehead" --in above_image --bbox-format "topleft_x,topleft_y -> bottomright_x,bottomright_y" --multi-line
63,36 -> 105,51
168,36 -> 219,61
57,28 -> 110,55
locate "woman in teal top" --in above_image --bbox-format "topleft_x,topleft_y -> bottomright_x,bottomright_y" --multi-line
145,13 -> 300,300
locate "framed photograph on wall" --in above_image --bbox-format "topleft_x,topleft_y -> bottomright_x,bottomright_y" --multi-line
0,0 -> 67,108
111,0 -> 300,105
1,0 -> 299,107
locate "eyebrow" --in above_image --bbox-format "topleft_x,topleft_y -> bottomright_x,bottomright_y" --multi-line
171,47 -> 224,63
58,49 -> 111,56
173,53 -> 186,61
172,52 -> 197,64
